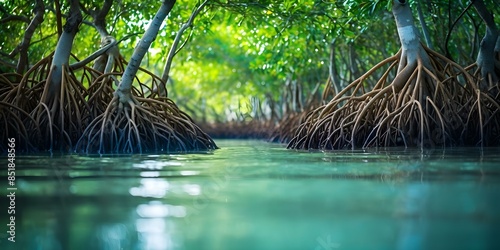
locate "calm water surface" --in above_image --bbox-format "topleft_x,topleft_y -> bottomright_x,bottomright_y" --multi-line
1,140 -> 500,250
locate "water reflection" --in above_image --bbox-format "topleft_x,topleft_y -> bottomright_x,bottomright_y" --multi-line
133,160 -> 182,169
182,184 -> 201,196
129,178 -> 169,198
95,224 -> 131,250
137,201 -> 186,218
136,218 -> 175,250
140,171 -> 161,177
1,140 -> 499,250
180,170 -> 199,176
395,183 -> 429,250
135,201 -> 186,250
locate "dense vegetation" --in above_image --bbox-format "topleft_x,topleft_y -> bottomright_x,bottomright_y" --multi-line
1,0 -> 499,153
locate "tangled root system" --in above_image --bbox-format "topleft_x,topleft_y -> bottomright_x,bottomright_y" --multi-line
1,50 -> 217,154
288,46 -> 500,150
270,110 -> 311,143
76,95 -> 217,154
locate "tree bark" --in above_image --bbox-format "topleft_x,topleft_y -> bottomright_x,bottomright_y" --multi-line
392,0 -> 431,92
91,0 -> 113,38
88,0 -> 118,75
15,0 -> 44,74
329,38 -> 341,95
159,0 -> 208,96
45,0 -> 82,101
116,0 -> 176,103
416,0 -> 433,50
472,0 -> 499,88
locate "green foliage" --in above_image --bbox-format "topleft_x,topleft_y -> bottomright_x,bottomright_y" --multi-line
1,0 -> 496,122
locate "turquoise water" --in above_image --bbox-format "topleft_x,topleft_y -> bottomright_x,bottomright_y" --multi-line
1,140 -> 500,250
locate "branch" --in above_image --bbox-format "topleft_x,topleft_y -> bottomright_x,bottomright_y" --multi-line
0,4 -> 30,23
444,1 -> 474,59
69,38 -> 118,70
13,0 -> 45,74
91,0 -> 113,37
55,0 -> 63,37
47,5 -> 96,29
161,0 -> 209,85
0,58 -> 16,71
329,38 -> 340,95
0,15 -> 30,23
472,0 -> 499,87
472,0 -> 497,30
416,0 -> 433,49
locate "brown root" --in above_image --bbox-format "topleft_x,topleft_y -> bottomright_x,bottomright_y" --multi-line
2,43 -> 217,154
76,50 -> 217,154
288,46 -> 500,150
76,95 -> 217,154
2,54 -> 92,152
29,64 -> 91,151
0,101 -> 38,152
269,110 -> 311,144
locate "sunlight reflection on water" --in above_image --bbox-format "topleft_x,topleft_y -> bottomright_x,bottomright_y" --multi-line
129,178 -> 169,198
182,184 -> 201,196
1,140 -> 499,250
137,201 -> 187,218
136,218 -> 176,250
133,160 -> 182,169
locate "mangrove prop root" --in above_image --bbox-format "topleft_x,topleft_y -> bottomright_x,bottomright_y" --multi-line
76,95 -> 217,154
270,109 -> 312,144
30,64 -> 90,151
0,101 -> 38,152
288,46 -> 500,150
2,44 -> 217,153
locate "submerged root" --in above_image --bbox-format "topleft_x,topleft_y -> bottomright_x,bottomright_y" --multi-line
288,46 -> 499,150
76,95 -> 217,154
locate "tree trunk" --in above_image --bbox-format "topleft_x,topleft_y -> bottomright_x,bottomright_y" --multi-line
160,0 -> 208,90
472,0 -> 499,89
88,0 -> 116,74
329,38 -> 341,95
416,0 -> 433,50
45,0 -> 81,101
116,0 -> 176,103
15,0 -> 44,74
91,0 -> 112,38
392,0 -> 431,92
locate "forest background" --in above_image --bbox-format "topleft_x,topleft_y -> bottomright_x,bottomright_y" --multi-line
1,0 -> 499,152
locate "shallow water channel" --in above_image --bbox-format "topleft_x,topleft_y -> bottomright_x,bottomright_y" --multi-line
1,140 -> 500,249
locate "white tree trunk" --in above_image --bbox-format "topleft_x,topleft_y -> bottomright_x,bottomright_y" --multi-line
391,0 -> 431,92
116,0 -> 176,103
46,0 -> 81,100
